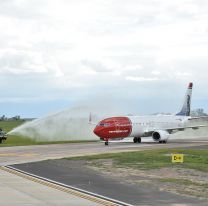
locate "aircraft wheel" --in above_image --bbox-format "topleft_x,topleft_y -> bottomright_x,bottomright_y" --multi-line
133,137 -> 137,143
105,141 -> 109,146
159,140 -> 167,144
133,137 -> 141,143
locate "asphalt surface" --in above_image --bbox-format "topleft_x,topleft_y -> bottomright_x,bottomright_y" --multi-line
1,140 -> 208,166
1,140 -> 208,206
0,167 -> 101,206
12,143 -> 208,206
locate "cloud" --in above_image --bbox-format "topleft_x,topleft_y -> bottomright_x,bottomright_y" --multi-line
126,76 -> 158,82
151,70 -> 160,75
0,0 -> 208,116
0,0 -> 46,19
81,59 -> 114,73
0,49 -> 46,74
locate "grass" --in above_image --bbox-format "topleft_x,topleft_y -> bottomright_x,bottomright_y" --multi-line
0,120 -> 95,147
65,148 -> 208,199
0,120 -> 35,146
0,119 -> 25,132
159,178 -> 208,188
67,148 -> 208,172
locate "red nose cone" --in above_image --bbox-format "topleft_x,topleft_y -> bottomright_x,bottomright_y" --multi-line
93,127 -> 100,137
93,117 -> 132,140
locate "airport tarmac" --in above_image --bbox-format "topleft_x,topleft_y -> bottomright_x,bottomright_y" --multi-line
0,167 -> 102,206
0,140 -> 208,206
0,140 -> 208,166
12,155 -> 208,206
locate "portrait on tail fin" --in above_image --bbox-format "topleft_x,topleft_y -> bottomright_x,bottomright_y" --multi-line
176,82 -> 193,116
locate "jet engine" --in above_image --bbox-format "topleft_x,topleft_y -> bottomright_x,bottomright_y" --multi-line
152,130 -> 169,143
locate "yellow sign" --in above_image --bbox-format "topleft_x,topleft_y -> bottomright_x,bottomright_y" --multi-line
172,154 -> 184,163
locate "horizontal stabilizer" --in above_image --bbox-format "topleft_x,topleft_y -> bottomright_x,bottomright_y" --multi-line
188,116 -> 208,121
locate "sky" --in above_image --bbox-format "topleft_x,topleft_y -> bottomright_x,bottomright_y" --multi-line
1,0 -> 208,118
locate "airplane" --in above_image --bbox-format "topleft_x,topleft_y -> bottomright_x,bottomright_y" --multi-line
93,82 -> 206,145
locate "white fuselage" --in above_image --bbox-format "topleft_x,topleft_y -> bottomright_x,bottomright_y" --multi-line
128,115 -> 189,137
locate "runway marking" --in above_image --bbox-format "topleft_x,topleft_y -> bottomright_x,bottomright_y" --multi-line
0,166 -> 131,206
0,153 -> 38,157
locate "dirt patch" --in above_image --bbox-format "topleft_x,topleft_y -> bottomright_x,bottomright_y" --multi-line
86,159 -> 208,200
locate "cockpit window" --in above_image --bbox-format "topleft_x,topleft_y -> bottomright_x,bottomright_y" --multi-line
99,123 -> 110,127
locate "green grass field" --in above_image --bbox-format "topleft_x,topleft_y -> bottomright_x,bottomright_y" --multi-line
0,120 -> 35,146
66,147 -> 208,199
0,120 -> 25,132
0,120 -> 94,147
68,148 -> 208,172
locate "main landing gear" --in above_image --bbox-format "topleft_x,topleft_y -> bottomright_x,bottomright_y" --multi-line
133,137 -> 141,143
159,140 -> 167,144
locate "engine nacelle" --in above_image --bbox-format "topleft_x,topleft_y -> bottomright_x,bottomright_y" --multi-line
152,130 -> 170,142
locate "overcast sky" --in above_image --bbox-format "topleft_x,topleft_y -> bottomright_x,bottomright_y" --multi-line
1,0 -> 208,117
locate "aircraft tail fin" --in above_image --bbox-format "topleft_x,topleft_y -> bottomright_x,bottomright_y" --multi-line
176,82 -> 193,116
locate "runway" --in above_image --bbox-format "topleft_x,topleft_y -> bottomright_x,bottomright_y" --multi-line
0,140 -> 208,206
0,140 -> 207,166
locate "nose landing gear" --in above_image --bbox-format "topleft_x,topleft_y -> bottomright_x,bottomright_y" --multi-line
104,138 -> 109,146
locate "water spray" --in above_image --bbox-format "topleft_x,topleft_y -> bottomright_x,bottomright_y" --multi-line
8,104 -> 123,142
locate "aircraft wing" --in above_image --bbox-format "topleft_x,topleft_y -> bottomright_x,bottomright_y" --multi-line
143,124 -> 206,136
165,125 -> 206,133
